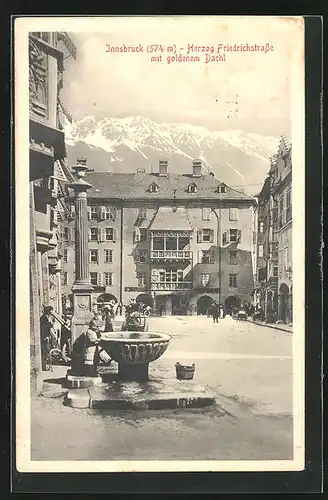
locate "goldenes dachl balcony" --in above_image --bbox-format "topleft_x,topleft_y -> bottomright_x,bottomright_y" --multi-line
150,250 -> 192,261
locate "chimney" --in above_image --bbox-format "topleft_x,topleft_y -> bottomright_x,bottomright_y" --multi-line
192,159 -> 202,177
158,160 -> 168,176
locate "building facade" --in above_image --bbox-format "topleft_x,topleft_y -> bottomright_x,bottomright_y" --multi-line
29,31 -> 76,391
253,136 -> 292,324
60,160 -> 257,316
271,137 -> 293,324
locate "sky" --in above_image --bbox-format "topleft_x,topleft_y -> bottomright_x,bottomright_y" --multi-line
60,16 -> 303,137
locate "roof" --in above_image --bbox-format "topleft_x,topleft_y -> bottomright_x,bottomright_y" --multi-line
78,172 -> 255,202
149,206 -> 192,231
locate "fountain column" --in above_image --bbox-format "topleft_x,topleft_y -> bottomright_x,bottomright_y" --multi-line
70,158 -> 94,345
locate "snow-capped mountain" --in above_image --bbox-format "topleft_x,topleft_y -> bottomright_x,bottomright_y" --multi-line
64,115 -> 279,195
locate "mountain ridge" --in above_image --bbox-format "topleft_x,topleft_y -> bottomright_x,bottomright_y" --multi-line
64,115 -> 281,196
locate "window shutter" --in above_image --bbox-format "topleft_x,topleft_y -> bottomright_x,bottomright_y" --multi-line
88,228 -> 91,241
237,229 -> 241,242
198,251 -> 203,263
71,204 -> 75,217
110,206 -> 117,221
87,206 -> 91,219
197,229 -> 202,243
133,227 -> 140,243
113,228 -> 117,242
71,226 -> 75,242
100,206 -> 106,220
97,273 -> 102,286
209,230 -> 214,243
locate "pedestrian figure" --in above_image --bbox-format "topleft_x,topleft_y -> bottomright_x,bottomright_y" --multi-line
102,305 -> 114,332
84,313 -> 104,377
60,309 -> 72,353
40,305 -> 55,371
212,302 -> 219,323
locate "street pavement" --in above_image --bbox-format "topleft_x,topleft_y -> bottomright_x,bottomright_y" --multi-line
31,316 -> 293,461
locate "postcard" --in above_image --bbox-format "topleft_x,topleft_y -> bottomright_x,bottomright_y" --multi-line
15,16 -> 305,474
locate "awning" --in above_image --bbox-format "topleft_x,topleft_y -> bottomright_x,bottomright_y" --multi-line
149,206 -> 192,231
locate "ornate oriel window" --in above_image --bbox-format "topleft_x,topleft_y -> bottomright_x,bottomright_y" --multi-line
29,38 -> 48,118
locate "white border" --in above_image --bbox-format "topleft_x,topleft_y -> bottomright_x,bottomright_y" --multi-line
15,16 -> 305,473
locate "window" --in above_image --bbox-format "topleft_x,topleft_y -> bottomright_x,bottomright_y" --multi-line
166,237 -> 178,250
252,231 -> 257,244
104,249 -> 113,263
70,205 -> 75,217
273,265 -> 278,277
89,249 -> 98,263
229,251 -> 238,264
134,227 -> 148,243
219,184 -> 227,193
159,270 -> 183,282
197,229 -> 214,243
149,183 -> 158,193
188,183 -> 197,193
270,206 -> 278,225
90,272 -> 98,285
229,274 -> 237,288
278,214 -> 283,229
279,195 -> 284,213
223,229 -> 240,245
258,245 -> 264,258
139,207 -> 147,219
201,273 -> 210,287
271,242 -> 279,260
138,272 -> 146,287
104,272 -> 113,286
259,221 -> 264,233
283,247 -> 288,271
199,250 -> 215,264
137,250 -> 148,263
286,189 -> 292,222
140,228 -> 148,242
153,236 -> 164,250
230,229 -> 239,242
101,206 -> 116,220
89,228 -> 98,241
63,227 -> 70,241
229,208 -> 238,221
202,207 -> 211,221
62,272 -> 68,286
90,206 -> 98,220
105,228 -> 115,241
63,249 -> 68,263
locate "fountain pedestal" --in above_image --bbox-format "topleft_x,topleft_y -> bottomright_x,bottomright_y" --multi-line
118,362 -> 149,382
99,331 -> 171,382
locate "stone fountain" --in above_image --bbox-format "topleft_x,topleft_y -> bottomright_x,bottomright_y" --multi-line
64,320 -> 216,411
99,331 -> 171,382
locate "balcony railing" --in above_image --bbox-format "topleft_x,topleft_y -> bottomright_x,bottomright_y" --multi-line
150,250 -> 192,260
151,281 -> 192,291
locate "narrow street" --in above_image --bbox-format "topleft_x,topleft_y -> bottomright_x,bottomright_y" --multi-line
31,316 -> 293,461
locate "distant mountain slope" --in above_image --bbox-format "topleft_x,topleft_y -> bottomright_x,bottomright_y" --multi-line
64,115 -> 279,195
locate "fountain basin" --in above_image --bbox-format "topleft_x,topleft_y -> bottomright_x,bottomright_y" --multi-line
99,331 -> 171,381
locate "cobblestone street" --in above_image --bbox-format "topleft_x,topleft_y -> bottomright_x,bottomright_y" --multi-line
31,316 -> 293,461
